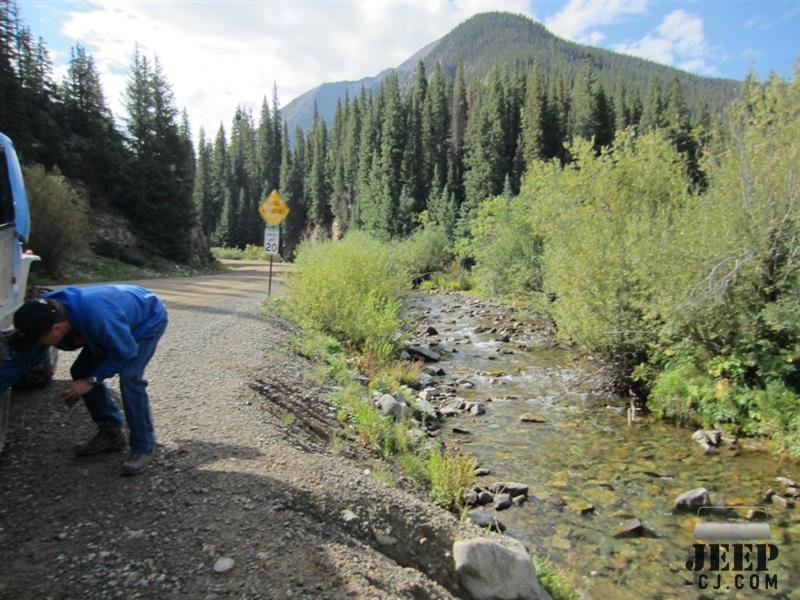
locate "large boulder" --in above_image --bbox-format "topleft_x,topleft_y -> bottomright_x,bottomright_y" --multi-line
453,538 -> 544,600
375,394 -> 411,421
406,344 -> 442,362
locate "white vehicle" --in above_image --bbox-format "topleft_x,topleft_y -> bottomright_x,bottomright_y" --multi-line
0,132 -> 57,449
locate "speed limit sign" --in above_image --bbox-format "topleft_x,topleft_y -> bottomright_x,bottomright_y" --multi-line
263,226 -> 280,255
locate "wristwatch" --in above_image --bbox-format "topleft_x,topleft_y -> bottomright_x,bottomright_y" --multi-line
86,376 -> 99,387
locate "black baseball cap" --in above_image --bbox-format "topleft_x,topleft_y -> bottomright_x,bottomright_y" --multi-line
9,298 -> 66,352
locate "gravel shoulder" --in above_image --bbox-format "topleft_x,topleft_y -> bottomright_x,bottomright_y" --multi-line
0,261 -> 477,599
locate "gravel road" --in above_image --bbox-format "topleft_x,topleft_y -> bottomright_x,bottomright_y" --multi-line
0,261 -> 475,599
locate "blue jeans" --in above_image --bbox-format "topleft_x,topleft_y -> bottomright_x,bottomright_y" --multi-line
70,325 -> 166,453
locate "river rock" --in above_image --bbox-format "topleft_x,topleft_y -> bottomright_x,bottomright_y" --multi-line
467,510 -> 506,533
418,387 -> 437,402
418,373 -> 434,388
406,344 -> 441,363
474,467 -> 491,477
425,326 -> 439,336
470,404 -> 486,416
413,398 -> 438,423
422,366 -> 446,376
776,476 -> 797,488
570,500 -> 595,515
512,494 -> 526,507
494,493 -> 512,510
376,394 -> 411,420
520,414 -> 546,423
463,490 -> 479,507
453,538 -> 543,600
692,430 -> 721,452
611,519 -> 644,538
478,491 -> 494,505
673,487 -> 711,511
439,406 -> 459,418
771,495 -> 795,509
453,427 -> 471,435
488,482 -> 529,498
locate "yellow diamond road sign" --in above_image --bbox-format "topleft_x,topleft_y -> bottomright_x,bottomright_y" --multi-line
259,190 -> 289,225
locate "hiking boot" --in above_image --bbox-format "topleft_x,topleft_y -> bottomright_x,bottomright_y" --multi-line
120,452 -> 153,477
73,426 -> 126,457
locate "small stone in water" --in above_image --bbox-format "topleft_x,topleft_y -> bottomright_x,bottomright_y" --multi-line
519,414 -> 545,423
611,519 -> 644,538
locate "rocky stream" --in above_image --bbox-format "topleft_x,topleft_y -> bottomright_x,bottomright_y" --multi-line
401,292 -> 800,599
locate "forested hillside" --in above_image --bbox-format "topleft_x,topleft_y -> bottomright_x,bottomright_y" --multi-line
0,1 -> 205,274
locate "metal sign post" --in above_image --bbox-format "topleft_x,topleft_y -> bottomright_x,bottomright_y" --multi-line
259,190 -> 288,297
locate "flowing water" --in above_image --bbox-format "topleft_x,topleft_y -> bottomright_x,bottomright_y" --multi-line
411,293 -> 799,600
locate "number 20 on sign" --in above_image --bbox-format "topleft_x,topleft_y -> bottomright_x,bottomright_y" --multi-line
263,226 -> 280,255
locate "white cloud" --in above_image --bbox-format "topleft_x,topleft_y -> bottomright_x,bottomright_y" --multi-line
56,0 -> 532,140
545,0 -> 648,43
613,9 -> 718,75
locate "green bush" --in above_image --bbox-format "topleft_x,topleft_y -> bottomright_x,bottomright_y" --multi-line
211,246 -> 245,259
242,244 -> 268,260
23,164 -> 89,276
469,195 -> 543,296
287,231 -> 407,362
395,223 -> 454,279
529,132 -> 691,381
212,244 -> 268,260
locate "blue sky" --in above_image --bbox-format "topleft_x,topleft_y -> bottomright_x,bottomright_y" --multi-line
17,1 -> 800,136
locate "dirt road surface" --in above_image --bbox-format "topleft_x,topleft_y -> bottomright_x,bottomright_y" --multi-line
0,261 -> 472,599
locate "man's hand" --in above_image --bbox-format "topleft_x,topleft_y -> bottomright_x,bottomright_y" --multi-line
60,379 -> 95,404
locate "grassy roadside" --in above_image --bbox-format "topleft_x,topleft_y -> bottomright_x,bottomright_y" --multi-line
272,231 -> 579,599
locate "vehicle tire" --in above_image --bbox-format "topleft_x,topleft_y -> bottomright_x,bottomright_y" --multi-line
12,345 -> 58,390
11,286 -> 59,390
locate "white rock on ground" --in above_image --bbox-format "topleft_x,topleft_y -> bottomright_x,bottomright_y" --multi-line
453,537 -> 544,600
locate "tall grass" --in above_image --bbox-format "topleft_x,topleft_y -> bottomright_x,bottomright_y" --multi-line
427,448 -> 476,511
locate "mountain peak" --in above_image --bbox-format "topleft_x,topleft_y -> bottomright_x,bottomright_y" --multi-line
282,11 -> 739,138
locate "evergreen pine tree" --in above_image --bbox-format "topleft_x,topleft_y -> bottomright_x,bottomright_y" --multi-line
447,61 -> 467,207
639,75 -> 664,132
521,62 -> 546,163
193,128 -> 214,238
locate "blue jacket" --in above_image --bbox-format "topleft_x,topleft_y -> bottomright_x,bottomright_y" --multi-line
0,285 -> 167,392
